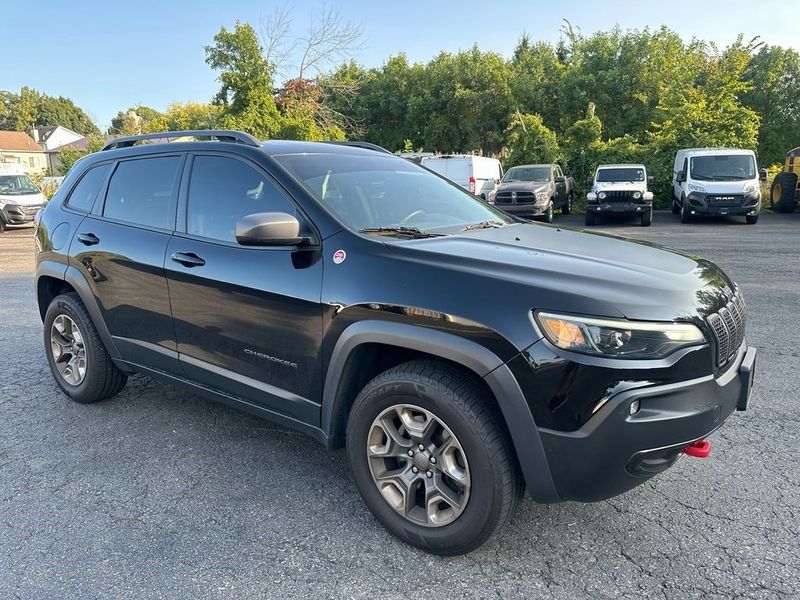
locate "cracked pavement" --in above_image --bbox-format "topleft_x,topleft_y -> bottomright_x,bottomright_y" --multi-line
1,211 -> 798,599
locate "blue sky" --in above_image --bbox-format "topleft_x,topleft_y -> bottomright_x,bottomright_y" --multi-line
3,0 -> 799,130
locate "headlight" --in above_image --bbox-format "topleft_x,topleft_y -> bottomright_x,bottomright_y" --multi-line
598,191 -> 607,200
534,311 -> 705,359
632,191 -> 642,200
536,191 -> 548,202
688,183 -> 706,193
743,183 -> 759,195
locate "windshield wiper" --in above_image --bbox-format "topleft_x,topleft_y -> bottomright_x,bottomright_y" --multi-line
359,226 -> 444,238
461,220 -> 506,232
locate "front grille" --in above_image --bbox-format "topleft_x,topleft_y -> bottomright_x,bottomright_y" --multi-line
707,194 -> 743,206
19,204 -> 43,215
602,190 -> 638,202
494,191 -> 535,204
706,286 -> 746,368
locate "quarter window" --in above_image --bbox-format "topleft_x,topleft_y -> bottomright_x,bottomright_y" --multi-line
103,156 -> 181,229
186,155 -> 297,243
66,163 -> 112,212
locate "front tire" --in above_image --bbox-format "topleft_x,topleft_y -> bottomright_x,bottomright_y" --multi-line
641,207 -> 653,227
346,360 -> 522,555
542,201 -> 554,223
44,293 -> 127,403
585,210 -> 596,226
680,197 -> 693,223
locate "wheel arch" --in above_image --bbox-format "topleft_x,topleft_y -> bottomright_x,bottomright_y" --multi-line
321,320 -> 560,503
37,262 -> 121,360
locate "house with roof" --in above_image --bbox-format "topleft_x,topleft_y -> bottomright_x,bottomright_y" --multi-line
32,125 -> 90,175
0,131 -> 47,175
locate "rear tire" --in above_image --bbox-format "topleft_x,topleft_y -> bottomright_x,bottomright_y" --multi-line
44,293 -> 127,404
680,197 -> 693,224
346,360 -> 522,556
562,193 -> 573,215
584,211 -> 596,226
770,172 -> 798,213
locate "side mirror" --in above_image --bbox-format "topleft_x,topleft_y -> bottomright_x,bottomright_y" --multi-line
235,212 -> 312,247
759,168 -> 767,181
554,176 -> 566,183
676,171 -> 686,183
647,175 -> 654,185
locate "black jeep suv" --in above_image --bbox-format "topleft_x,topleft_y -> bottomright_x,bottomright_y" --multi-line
35,130 -> 756,555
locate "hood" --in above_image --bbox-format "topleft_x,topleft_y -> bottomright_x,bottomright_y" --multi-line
386,223 -> 734,322
497,181 -> 550,192
688,179 -> 758,194
0,191 -> 46,206
594,181 -> 647,192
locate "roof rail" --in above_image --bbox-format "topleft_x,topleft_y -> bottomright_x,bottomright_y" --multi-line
322,141 -> 393,154
102,130 -> 261,151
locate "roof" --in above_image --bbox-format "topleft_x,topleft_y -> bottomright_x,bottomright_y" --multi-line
678,148 -> 754,156
260,140 -> 391,156
0,131 -> 44,152
45,138 -> 90,153
596,164 -> 646,169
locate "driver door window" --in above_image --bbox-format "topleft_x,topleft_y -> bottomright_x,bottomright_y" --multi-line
186,155 -> 298,243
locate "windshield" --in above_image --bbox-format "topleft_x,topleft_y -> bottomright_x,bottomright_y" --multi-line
274,153 -> 514,234
502,166 -> 550,182
690,155 -> 755,181
0,174 -> 40,195
596,168 -> 644,183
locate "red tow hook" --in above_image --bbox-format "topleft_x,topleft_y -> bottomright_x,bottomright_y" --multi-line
684,439 -> 711,458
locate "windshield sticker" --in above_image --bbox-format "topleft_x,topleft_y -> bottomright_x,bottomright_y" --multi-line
333,249 -> 346,264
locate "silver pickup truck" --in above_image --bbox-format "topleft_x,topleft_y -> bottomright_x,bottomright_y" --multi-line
489,163 -> 575,223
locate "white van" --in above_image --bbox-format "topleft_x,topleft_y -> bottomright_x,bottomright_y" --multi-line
0,164 -> 48,232
672,148 -> 766,225
421,155 -> 503,199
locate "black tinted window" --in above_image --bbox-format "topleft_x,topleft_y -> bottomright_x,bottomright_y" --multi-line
103,157 -> 180,229
186,155 -> 297,242
67,164 -> 111,212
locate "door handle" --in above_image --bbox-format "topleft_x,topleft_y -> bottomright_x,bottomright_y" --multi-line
77,232 -> 100,246
170,252 -> 206,267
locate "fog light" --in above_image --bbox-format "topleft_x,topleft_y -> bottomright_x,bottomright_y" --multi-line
629,400 -> 640,415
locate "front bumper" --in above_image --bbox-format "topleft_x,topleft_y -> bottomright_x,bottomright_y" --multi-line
586,201 -> 652,215
537,344 -> 756,502
686,193 -> 760,216
1,203 -> 42,225
494,202 -> 549,216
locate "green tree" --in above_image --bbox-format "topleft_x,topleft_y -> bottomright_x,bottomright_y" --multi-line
57,135 -> 106,174
109,105 -> 166,134
205,21 -> 282,138
503,112 -> 560,167
742,45 -> 800,165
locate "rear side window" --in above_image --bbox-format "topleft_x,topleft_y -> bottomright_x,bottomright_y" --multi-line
186,155 -> 297,243
66,164 -> 111,212
103,156 -> 181,229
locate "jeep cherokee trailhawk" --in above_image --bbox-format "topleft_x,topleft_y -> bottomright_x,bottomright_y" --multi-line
35,130 -> 756,555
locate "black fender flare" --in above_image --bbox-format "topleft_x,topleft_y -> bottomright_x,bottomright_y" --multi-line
36,261 -> 122,360
321,320 -> 560,503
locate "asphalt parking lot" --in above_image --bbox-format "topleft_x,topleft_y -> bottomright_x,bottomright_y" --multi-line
1,211 -> 799,599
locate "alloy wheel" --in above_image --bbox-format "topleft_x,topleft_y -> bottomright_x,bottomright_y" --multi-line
50,314 -> 87,386
366,404 -> 471,527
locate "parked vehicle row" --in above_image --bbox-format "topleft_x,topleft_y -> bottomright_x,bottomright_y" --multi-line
421,147 -> 773,228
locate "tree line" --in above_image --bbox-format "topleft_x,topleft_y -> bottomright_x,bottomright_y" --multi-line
2,16 -> 799,205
